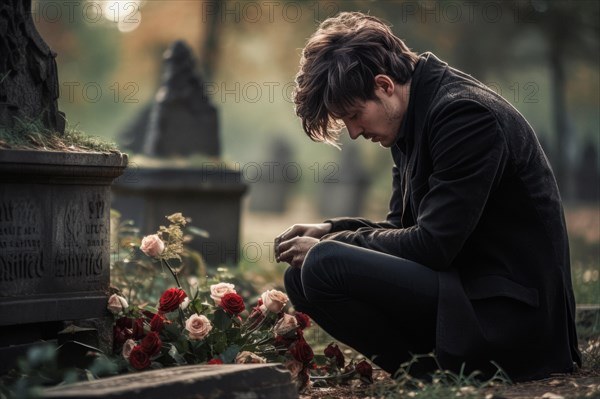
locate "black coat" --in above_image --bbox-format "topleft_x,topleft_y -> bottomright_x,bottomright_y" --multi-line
322,53 -> 581,381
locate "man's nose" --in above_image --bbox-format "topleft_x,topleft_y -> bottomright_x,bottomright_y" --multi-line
346,124 -> 362,140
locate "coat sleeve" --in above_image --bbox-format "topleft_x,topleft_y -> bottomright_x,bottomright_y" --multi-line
321,100 -> 508,270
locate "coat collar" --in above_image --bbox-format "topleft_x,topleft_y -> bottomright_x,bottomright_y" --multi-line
397,52 -> 448,147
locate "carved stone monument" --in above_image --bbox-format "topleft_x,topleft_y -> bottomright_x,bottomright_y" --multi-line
0,0 -> 65,132
0,1 -> 127,373
114,41 -> 246,266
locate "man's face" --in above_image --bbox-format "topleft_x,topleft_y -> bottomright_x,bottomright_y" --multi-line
340,79 -> 407,148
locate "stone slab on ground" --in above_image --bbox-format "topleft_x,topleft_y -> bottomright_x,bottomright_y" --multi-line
42,363 -> 298,399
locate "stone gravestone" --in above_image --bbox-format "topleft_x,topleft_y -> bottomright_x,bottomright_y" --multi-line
0,1 -> 127,372
42,363 -> 298,399
0,151 -> 127,373
575,140 -> 600,202
119,41 -> 219,157
249,138 -> 295,213
318,144 -> 370,218
113,41 -> 246,267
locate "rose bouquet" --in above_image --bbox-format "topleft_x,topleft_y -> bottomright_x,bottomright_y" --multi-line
107,213 -> 316,389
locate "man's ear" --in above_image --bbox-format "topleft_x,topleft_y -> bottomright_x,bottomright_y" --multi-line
374,75 -> 395,96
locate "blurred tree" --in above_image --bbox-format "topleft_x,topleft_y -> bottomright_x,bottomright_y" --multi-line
506,0 -> 599,198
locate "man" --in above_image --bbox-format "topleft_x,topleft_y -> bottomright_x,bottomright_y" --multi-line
275,12 -> 581,381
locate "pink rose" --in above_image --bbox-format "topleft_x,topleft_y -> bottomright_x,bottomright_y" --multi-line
274,313 -> 299,337
121,339 -> 136,359
260,289 -> 288,313
140,234 -> 165,257
235,351 -> 266,364
107,294 -> 128,314
185,314 -> 212,340
209,283 -> 236,305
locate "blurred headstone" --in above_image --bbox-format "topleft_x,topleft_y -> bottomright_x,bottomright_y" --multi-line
114,41 -> 246,267
575,140 -> 600,202
249,138 -> 295,213
120,40 -> 219,157
318,144 -> 370,218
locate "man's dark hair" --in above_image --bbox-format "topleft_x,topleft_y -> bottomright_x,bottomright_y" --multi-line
294,12 -> 419,144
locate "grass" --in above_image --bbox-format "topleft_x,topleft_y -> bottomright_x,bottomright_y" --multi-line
0,117 -> 120,153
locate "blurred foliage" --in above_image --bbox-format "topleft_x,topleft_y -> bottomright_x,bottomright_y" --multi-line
110,209 -> 261,305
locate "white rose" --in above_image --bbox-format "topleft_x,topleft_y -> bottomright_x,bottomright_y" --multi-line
273,313 -> 299,336
210,282 -> 236,305
235,351 -> 266,364
185,314 -> 212,340
107,294 -> 128,314
140,234 -> 165,257
122,339 -> 136,359
180,297 -> 190,310
261,289 -> 288,313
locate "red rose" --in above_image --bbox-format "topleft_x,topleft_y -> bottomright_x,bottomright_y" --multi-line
132,318 -> 145,339
274,334 -> 297,349
295,312 -> 311,330
129,345 -> 151,370
159,288 -> 187,313
324,343 -> 345,369
116,317 -> 134,329
207,358 -> 223,365
141,310 -> 155,320
113,326 -> 130,348
150,313 -> 165,333
289,338 -> 314,364
220,293 -> 245,314
140,331 -> 162,356
355,360 -> 373,383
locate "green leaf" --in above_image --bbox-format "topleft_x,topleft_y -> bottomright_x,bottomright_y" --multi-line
212,308 -> 232,331
220,345 -> 240,363
313,354 -> 331,366
167,344 -> 187,365
191,299 -> 209,315
210,331 -> 228,355
187,226 -> 210,238
225,327 -> 242,343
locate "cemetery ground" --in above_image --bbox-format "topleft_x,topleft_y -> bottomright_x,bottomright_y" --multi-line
242,198 -> 600,399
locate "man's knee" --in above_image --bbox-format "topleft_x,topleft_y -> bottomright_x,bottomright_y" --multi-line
283,266 -> 302,295
303,240 -> 343,270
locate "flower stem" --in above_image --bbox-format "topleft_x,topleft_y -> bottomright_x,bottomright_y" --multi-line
163,259 -> 182,288
309,369 -> 356,381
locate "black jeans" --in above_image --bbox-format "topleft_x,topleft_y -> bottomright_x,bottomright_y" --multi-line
284,240 -> 439,375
